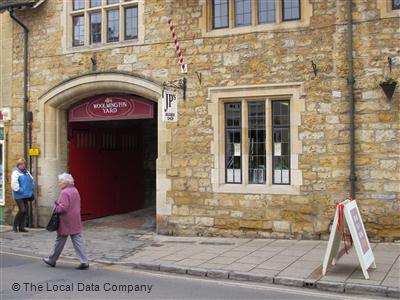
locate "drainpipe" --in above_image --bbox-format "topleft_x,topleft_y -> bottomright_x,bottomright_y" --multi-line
346,0 -> 356,199
8,8 -> 29,162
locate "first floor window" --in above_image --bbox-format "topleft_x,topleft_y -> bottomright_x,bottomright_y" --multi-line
107,0 -> 120,4
107,9 -> 120,42
235,0 -> 252,26
282,0 -> 301,21
225,103 -> 242,183
224,99 -> 291,185
125,6 -> 138,40
258,0 -> 276,24
272,101 -> 290,184
73,0 -> 84,11
73,15 -> 84,46
393,0 -> 400,10
213,0 -> 229,29
90,0 -> 102,8
90,12 -> 102,44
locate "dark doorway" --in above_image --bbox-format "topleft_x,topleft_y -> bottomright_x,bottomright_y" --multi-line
68,117 -> 157,221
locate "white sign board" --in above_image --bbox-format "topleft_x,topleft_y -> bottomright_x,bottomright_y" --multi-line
162,90 -> 178,122
322,200 -> 375,279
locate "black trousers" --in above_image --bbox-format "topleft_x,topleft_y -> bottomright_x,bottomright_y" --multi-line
13,199 -> 29,229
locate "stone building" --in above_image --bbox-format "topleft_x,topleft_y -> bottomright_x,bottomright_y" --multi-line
0,0 -> 398,240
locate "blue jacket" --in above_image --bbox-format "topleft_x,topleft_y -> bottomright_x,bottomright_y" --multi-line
11,168 -> 34,200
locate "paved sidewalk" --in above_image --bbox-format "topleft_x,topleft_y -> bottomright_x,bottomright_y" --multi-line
1,214 -> 399,298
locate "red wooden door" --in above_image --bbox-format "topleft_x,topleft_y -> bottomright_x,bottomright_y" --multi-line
69,123 -> 144,220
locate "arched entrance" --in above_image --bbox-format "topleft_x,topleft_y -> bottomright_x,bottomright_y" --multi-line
36,72 -> 172,229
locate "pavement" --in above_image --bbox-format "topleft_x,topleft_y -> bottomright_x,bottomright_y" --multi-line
1,209 -> 399,298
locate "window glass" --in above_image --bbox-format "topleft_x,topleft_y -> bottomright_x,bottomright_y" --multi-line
107,0 -> 120,4
235,0 -> 252,26
393,0 -> 400,10
248,102 -> 266,184
125,7 -> 138,40
213,0 -> 229,29
258,0 -> 275,24
90,0 -> 102,8
73,15 -> 84,46
90,12 -> 102,44
107,9 -> 120,42
73,0 -> 84,10
282,0 -> 301,21
272,101 -> 290,184
225,103 -> 242,183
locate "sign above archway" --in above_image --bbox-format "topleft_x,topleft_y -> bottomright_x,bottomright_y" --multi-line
68,95 -> 154,122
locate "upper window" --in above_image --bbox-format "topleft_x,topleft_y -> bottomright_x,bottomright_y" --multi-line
282,0 -> 300,21
212,0 -> 302,30
213,0 -> 229,29
393,0 -> 400,10
69,0 -> 140,48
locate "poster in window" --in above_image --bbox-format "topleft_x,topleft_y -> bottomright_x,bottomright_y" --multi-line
234,143 -> 241,156
282,170 -> 289,184
274,170 -> 281,183
274,143 -> 281,156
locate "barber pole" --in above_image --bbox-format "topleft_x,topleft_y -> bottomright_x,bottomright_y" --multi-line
167,16 -> 187,73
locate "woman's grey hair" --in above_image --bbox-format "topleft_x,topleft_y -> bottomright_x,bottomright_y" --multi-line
58,173 -> 74,185
17,158 -> 26,166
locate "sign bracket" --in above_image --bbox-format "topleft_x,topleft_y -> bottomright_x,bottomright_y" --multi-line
162,78 -> 187,101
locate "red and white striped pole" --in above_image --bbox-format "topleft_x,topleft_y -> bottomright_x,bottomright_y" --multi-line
167,16 -> 187,73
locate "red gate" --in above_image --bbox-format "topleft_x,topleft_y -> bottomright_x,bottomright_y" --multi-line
69,122 -> 145,220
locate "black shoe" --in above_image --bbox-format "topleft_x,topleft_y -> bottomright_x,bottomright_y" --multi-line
43,257 -> 56,267
19,228 -> 29,233
76,263 -> 89,270
12,225 -> 18,232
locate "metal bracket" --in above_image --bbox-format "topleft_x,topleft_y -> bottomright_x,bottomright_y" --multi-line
162,78 -> 187,100
388,57 -> 392,73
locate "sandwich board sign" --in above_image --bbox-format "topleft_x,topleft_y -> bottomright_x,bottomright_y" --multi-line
322,199 -> 376,279
162,90 -> 178,122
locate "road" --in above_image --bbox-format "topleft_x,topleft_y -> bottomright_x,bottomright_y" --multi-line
0,251 -> 386,300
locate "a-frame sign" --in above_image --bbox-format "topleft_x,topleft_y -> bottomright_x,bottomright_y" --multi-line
322,199 -> 376,279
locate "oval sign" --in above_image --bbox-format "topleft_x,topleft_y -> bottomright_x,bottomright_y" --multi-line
86,96 -> 135,118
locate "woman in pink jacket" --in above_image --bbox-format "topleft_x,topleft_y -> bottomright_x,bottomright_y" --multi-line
43,173 -> 89,270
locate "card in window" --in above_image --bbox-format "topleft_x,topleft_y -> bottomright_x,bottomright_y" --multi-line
274,170 -> 281,184
274,142 -> 281,156
282,170 -> 289,184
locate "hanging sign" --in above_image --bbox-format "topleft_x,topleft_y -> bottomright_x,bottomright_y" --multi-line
28,148 -> 40,156
162,90 -> 178,122
322,199 -> 376,279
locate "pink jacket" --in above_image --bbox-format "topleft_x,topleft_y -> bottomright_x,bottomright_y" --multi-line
54,186 -> 82,236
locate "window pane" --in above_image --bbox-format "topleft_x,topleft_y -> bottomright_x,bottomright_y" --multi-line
213,0 -> 229,29
107,0 -> 120,4
272,101 -> 290,185
90,0 -> 102,8
107,9 -> 120,42
225,103 -> 242,183
73,15 -> 84,46
73,0 -> 84,10
235,0 -> 252,26
90,12 -> 102,44
258,0 -> 275,24
248,102 -> 266,184
282,0 -> 301,21
125,7 -> 138,40
393,0 -> 400,10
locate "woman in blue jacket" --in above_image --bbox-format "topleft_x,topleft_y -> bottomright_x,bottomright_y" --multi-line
11,158 -> 35,232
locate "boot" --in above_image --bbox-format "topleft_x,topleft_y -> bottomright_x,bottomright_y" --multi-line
19,227 -> 29,232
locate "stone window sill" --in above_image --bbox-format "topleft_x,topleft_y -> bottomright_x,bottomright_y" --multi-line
213,183 -> 301,195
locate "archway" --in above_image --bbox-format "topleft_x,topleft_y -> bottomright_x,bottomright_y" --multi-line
36,71 -> 172,229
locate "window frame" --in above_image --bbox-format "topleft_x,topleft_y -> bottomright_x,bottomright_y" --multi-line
212,0 -> 230,29
124,6 -> 138,40
393,0 -> 400,10
72,14 -> 85,47
282,0 -> 301,22
66,0 -> 143,51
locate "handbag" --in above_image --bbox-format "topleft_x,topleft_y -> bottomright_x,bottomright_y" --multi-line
46,209 -> 59,232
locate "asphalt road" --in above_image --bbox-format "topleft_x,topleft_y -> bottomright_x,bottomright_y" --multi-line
0,251 -> 386,300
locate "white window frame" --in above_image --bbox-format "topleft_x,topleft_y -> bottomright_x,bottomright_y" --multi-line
207,82 -> 305,195
63,0 -> 145,53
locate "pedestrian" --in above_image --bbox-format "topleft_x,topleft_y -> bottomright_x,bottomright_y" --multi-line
43,173 -> 89,270
11,158 -> 34,233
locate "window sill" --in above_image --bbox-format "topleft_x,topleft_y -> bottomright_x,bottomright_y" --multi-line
64,38 -> 143,54
212,183 -> 301,195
